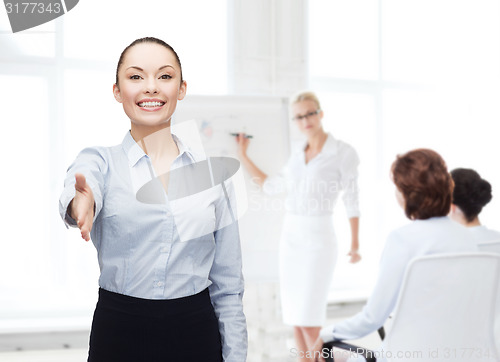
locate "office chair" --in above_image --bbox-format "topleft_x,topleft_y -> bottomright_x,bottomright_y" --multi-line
323,253 -> 500,362
477,241 -> 500,355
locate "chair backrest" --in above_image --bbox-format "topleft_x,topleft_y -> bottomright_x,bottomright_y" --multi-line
477,242 -> 500,355
384,253 -> 500,362
478,241 -> 500,254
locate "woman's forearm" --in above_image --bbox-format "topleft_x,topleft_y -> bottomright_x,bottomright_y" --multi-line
349,217 -> 359,250
239,153 -> 268,187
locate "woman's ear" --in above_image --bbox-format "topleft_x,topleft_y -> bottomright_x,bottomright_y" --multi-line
177,80 -> 187,101
113,84 -> 122,103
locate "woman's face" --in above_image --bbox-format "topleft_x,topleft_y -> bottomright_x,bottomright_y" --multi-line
291,100 -> 324,137
113,42 -> 186,134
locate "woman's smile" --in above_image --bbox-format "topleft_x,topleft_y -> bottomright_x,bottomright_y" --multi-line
137,98 -> 166,111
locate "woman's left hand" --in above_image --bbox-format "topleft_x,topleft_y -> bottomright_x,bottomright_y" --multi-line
348,249 -> 361,264
235,133 -> 250,157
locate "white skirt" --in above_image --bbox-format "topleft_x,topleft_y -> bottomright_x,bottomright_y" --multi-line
279,213 -> 338,326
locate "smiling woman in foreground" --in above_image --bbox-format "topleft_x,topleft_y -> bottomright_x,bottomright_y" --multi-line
59,37 -> 247,362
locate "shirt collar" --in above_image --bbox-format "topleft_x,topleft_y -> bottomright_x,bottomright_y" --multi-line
172,133 -> 197,164
300,132 -> 338,156
322,133 -> 338,155
122,131 -> 145,167
121,131 -> 197,168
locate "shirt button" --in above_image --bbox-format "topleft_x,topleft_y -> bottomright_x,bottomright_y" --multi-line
156,281 -> 164,287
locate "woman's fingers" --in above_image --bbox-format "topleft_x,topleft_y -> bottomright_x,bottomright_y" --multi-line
73,173 -> 95,241
236,133 -> 249,142
75,200 -> 92,241
77,208 -> 93,241
236,133 -> 250,155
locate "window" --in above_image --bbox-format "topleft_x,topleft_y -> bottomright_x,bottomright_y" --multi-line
309,0 -> 379,81
0,0 -> 228,324
309,0 -> 500,300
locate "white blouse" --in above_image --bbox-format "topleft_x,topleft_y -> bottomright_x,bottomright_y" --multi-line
320,216 -> 478,342
262,133 -> 360,218
468,225 -> 500,244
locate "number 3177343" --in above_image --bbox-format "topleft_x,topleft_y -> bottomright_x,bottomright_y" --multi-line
5,2 -> 62,14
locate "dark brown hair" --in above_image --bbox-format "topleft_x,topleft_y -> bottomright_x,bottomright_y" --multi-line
450,168 -> 492,222
392,148 -> 453,220
115,37 -> 183,87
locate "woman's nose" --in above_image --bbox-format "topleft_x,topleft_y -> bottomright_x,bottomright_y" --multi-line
144,79 -> 158,94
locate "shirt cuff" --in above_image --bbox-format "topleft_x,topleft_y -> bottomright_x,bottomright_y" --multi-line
346,208 -> 361,219
59,186 -> 77,229
320,325 -> 336,343
64,209 -> 78,228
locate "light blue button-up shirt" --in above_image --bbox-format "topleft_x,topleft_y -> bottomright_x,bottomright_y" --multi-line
59,131 -> 247,361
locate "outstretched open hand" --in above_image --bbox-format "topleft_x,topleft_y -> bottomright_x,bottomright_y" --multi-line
70,173 -> 95,241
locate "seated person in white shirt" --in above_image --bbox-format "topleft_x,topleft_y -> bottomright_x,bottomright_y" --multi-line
449,168 -> 500,244
310,148 -> 477,362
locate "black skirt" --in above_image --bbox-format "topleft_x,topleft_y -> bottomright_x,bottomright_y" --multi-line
88,288 -> 222,362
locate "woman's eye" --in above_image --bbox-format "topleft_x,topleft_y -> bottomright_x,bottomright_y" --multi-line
160,74 -> 172,79
129,75 -> 141,80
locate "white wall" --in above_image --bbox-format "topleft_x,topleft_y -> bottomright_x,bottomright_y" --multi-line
229,0 -> 308,95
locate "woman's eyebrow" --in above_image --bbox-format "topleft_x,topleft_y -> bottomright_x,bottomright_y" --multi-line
125,65 -> 175,71
158,65 -> 175,71
126,66 -> 143,71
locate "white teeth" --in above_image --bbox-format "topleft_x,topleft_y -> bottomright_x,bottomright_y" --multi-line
139,101 -> 164,107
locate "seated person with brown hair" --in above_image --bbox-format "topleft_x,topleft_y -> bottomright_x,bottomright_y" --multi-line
311,149 -> 477,362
